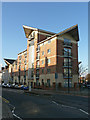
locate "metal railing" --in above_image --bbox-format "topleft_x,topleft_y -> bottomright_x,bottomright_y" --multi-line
64,52 -> 72,57
63,73 -> 72,78
63,42 -> 72,47
36,47 -> 40,52
63,62 -> 72,67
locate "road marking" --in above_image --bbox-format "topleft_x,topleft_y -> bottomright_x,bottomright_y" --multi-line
79,109 -> 89,115
1,96 -> 22,120
61,104 -> 76,109
2,97 -> 9,103
52,101 -> 58,105
13,113 -> 22,120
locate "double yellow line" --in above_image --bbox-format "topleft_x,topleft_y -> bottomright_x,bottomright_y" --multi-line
0,96 -> 9,103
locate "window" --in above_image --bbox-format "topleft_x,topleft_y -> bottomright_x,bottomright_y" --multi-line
64,38 -> 71,44
42,60 -> 44,65
24,59 -> 27,65
47,69 -> 51,73
36,80 -> 39,86
64,58 -> 71,63
47,79 -> 50,87
42,51 -> 44,55
37,61 -> 39,67
25,65 -> 27,70
48,40 -> 51,43
24,52 -> 27,58
47,59 -> 50,64
31,71 -> 34,78
42,69 -> 44,74
64,68 -> 72,77
47,49 -> 51,53
16,65 -> 17,70
64,58 -> 72,66
64,79 -> 72,87
19,56 -> 22,60
42,79 -> 44,85
64,48 -> 71,56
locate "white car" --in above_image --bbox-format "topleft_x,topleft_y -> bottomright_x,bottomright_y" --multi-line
2,83 -> 7,87
6,84 -> 11,88
15,84 -> 19,88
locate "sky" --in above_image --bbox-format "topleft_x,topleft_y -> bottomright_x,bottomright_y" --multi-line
1,2 -> 88,74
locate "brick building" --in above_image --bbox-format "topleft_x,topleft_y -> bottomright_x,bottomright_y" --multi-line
4,24 -> 79,89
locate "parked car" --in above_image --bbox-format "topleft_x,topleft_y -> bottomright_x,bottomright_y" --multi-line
24,86 -> 29,90
11,83 -> 15,88
87,84 -> 90,88
15,84 -> 19,88
20,85 -> 24,90
6,84 -> 11,88
2,83 -> 7,87
18,85 -> 22,89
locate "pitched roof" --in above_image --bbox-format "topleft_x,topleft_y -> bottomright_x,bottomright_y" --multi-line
4,58 -> 16,65
38,24 -> 79,45
23,25 -> 55,38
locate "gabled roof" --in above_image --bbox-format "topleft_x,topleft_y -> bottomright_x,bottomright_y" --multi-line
38,24 -> 79,45
23,25 -> 55,38
57,24 -> 79,41
4,58 -> 16,65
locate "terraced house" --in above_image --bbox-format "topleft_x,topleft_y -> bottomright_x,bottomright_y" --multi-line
3,24 -> 79,89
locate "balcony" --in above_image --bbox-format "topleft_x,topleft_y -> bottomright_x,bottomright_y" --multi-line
64,53 -> 72,58
63,42 -> 72,48
36,47 -> 40,52
63,73 -> 73,78
27,36 -> 34,41
36,56 -> 40,60
36,74 -> 39,79
63,62 -> 72,68
36,65 -> 40,69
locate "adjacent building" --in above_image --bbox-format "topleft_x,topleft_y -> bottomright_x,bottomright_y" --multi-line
3,24 -> 79,89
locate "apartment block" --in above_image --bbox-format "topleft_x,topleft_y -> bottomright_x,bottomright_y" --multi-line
3,24 -> 79,89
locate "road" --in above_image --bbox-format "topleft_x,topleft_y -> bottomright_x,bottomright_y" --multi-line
2,88 -> 89,119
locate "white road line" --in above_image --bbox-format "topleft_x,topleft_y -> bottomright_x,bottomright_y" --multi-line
13,113 -> 22,120
61,104 -> 76,109
52,101 -> 58,105
52,100 -> 89,116
79,109 -> 89,115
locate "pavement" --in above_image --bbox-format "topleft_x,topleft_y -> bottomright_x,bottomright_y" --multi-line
2,101 -> 13,119
24,88 -> 89,97
1,96 -> 13,120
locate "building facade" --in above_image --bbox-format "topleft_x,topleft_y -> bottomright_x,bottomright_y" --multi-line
3,24 -> 79,89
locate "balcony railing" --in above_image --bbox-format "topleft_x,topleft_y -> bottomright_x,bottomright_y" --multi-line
36,65 -> 40,69
63,73 -> 73,78
63,62 -> 72,67
36,56 -> 40,60
63,42 -> 72,48
36,74 -> 39,79
27,36 -> 34,41
36,47 -> 40,52
64,53 -> 72,58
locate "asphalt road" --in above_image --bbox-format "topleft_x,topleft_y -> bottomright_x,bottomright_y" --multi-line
2,88 -> 89,119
